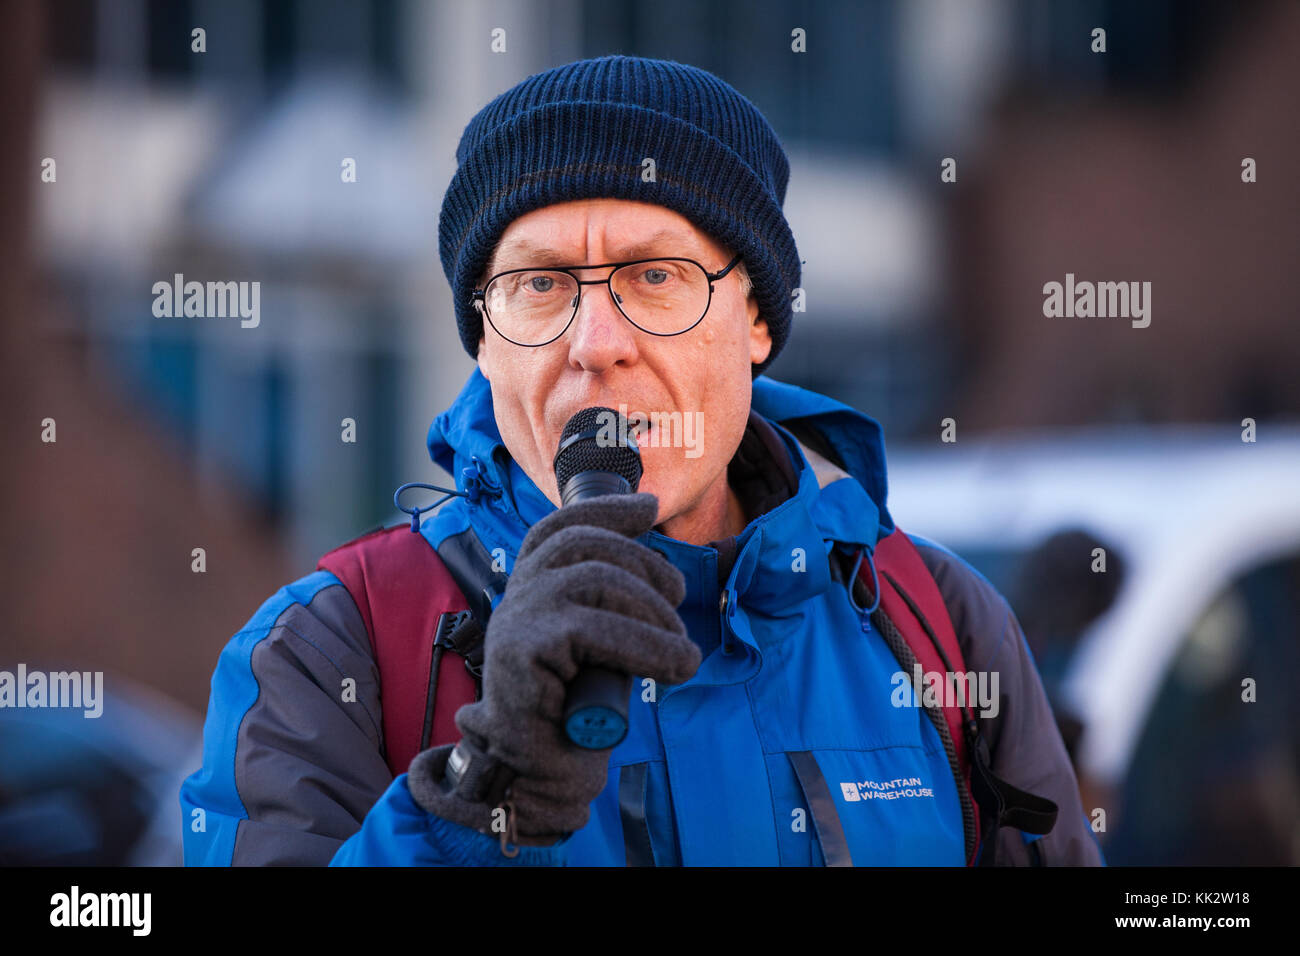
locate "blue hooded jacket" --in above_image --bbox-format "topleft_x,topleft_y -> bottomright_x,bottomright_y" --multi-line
181,369 -> 1102,866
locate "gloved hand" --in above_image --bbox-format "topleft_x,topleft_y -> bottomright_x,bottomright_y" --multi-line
407,493 -> 701,851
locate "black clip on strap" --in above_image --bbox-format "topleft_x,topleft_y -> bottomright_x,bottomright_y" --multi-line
966,720 -> 1059,866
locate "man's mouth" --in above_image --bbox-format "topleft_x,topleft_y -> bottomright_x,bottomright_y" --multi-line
553,406 -> 657,450
629,416 -> 652,445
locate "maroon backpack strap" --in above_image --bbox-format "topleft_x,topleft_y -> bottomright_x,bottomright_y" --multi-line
872,531 -> 974,770
862,527 -> 983,865
864,528 -> 1060,866
317,526 -> 478,776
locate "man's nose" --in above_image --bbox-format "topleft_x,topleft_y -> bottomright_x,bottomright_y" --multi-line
566,278 -> 639,372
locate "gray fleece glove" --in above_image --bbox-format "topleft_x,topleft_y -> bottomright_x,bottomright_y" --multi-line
408,493 -> 701,851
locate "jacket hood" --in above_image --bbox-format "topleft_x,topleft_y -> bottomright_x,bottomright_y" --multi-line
427,367 -> 892,528
423,367 -> 894,661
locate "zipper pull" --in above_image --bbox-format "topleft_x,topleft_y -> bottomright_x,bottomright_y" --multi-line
498,795 -> 521,859
719,590 -> 734,654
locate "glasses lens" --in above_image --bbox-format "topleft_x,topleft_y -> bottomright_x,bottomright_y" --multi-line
484,270 -> 580,345
610,260 -> 710,334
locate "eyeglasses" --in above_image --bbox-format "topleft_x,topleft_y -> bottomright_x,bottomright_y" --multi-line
471,253 -> 744,348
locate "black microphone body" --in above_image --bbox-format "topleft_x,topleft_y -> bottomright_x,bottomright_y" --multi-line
554,407 -> 646,749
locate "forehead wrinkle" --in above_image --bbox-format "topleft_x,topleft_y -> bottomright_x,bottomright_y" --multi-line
490,227 -> 707,273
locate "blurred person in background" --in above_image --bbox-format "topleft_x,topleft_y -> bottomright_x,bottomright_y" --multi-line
1010,528 -> 1128,766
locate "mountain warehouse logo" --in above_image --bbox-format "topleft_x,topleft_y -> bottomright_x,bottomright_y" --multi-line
840,777 -> 934,802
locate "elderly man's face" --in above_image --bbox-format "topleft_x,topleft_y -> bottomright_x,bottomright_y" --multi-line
476,198 -> 771,541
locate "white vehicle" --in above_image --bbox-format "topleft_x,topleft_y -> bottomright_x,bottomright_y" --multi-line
884,425 -> 1300,864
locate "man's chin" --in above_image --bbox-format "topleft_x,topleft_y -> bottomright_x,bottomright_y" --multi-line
633,472 -> 671,525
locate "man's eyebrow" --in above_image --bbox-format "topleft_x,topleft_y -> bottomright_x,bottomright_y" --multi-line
489,229 -> 700,272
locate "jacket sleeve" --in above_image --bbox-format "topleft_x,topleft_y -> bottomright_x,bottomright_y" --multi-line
179,570 -> 566,866
912,537 -> 1105,866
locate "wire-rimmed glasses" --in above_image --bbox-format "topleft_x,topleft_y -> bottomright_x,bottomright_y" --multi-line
471,253 -> 744,347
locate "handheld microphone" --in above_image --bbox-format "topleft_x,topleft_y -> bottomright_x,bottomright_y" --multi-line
554,406 -> 645,750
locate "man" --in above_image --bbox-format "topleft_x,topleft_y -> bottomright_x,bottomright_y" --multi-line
182,54 -> 1102,866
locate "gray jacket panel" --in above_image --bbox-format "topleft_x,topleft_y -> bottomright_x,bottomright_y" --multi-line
231,584 -> 388,865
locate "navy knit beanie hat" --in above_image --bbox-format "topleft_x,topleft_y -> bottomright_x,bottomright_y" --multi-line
438,54 -> 801,378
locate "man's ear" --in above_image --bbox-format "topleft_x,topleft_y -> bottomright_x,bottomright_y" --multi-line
473,270 -> 492,379
477,333 -> 490,380
749,299 -> 771,367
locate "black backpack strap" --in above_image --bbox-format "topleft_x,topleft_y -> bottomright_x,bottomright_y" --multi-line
433,527 -> 511,688
966,727 -> 1060,865
414,527 -> 512,751
436,528 -> 510,626
419,609 -> 475,751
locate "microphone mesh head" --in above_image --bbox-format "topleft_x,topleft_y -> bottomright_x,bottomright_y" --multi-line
554,406 -> 643,495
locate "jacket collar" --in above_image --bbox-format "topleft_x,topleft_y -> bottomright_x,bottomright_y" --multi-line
425,368 -> 891,646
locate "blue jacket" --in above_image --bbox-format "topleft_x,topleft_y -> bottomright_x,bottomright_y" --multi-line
181,369 -> 1103,866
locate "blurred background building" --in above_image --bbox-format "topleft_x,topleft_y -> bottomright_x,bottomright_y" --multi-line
2,0 -> 1296,864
